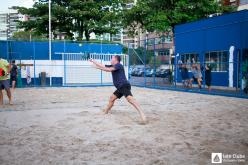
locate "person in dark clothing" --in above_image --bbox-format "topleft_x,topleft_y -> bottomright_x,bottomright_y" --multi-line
205,64 -> 212,91
89,55 -> 147,123
180,64 -> 191,88
10,60 -> 18,91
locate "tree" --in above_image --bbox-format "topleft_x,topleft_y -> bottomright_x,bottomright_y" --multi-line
11,31 -> 46,41
94,0 -> 126,41
123,0 -> 237,36
14,0 -> 127,41
14,1 -> 73,40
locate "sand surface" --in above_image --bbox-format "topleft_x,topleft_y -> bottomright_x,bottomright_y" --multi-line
0,87 -> 247,165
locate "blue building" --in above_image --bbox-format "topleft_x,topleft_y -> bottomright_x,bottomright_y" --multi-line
174,10 -> 248,88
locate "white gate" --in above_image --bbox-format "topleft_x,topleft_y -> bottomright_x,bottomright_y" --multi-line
56,53 -> 128,86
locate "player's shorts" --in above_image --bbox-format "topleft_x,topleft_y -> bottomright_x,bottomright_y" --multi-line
205,79 -> 211,86
10,76 -> 17,82
113,84 -> 133,99
192,76 -> 200,83
0,79 -> 10,90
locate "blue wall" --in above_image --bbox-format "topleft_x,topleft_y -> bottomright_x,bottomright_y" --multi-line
175,10 -> 248,87
0,41 -> 123,60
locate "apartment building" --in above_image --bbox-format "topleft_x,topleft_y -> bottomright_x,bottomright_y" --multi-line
0,9 -> 28,40
222,0 -> 248,10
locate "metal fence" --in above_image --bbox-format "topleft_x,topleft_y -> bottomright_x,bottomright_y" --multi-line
6,53 -> 128,88
128,38 -> 248,98
0,40 -> 127,87
1,39 -> 248,98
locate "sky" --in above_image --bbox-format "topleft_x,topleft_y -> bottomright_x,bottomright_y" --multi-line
0,0 -> 34,12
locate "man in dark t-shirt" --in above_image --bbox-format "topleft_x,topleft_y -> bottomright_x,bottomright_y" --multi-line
89,55 -> 147,123
10,60 -> 18,91
205,64 -> 212,91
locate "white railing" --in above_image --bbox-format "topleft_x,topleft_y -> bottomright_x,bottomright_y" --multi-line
55,52 -> 128,66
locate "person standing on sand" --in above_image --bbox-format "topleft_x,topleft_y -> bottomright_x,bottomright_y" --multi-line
180,64 -> 191,88
10,60 -> 18,91
205,64 -> 212,91
89,55 -> 147,123
0,58 -> 13,105
191,64 -> 202,89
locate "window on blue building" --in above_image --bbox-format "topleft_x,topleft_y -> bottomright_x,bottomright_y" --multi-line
181,53 -> 199,64
205,51 -> 228,72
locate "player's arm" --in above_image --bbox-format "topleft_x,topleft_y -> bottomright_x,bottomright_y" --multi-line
89,59 -> 105,68
4,61 -> 11,75
89,59 -> 116,72
8,64 -> 11,73
96,65 -> 116,72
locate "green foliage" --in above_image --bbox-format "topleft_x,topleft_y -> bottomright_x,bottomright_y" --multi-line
14,0 -> 128,41
123,0 -> 237,35
13,0 -> 237,41
11,31 -> 46,41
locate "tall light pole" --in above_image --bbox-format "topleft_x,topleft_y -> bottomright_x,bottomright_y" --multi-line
100,35 -> 103,55
49,0 -> 52,60
48,0 -> 52,87
29,29 -> 32,42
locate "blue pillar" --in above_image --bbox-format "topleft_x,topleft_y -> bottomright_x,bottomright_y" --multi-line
33,42 -> 36,86
153,38 -> 156,87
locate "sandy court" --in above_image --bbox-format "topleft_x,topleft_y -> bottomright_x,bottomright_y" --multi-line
0,87 -> 247,165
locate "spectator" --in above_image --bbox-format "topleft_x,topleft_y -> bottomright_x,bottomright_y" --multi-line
191,64 -> 203,89
180,64 -> 191,88
205,64 -> 212,91
10,60 -> 18,91
0,58 -> 13,105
